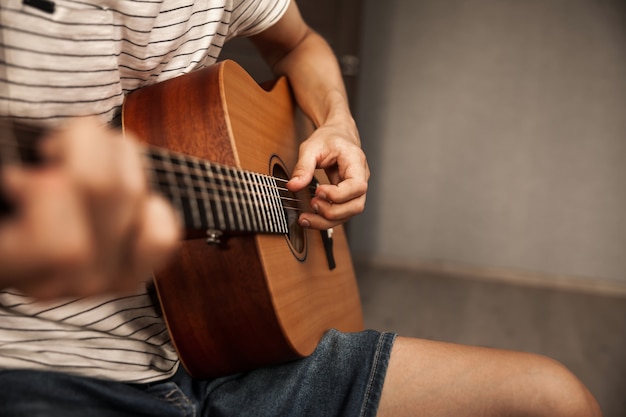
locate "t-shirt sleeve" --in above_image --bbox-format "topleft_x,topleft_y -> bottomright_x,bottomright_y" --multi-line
226,0 -> 291,40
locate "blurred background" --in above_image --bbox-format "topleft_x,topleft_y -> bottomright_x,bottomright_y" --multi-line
221,0 -> 626,415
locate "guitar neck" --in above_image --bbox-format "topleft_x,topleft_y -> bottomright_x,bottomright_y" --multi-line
0,119 -> 291,235
145,146 -> 290,235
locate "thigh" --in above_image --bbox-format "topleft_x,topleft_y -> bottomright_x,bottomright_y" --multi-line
200,329 -> 396,417
377,337 -> 601,417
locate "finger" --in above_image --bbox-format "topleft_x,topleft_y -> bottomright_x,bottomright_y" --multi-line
0,168 -> 94,292
298,211 -> 346,231
60,119 -> 148,275
59,118 -> 143,198
0,170 -> 43,285
287,164 -> 315,192
12,198 -> 178,299
309,193 -> 366,220
90,137 -> 147,270
122,194 -> 182,286
316,147 -> 369,203
314,177 -> 369,206
286,140 -> 320,192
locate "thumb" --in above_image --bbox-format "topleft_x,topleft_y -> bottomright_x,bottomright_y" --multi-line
287,152 -> 317,193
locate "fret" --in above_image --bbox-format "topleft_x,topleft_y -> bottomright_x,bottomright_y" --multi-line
262,174 -> 281,233
265,174 -> 277,233
256,172 -> 274,233
180,155 -> 202,229
240,170 -> 259,232
151,148 -> 186,226
267,176 -> 288,234
194,159 -> 217,229
274,177 -> 289,233
0,129 -> 292,236
190,158 -> 212,230
250,172 -> 267,231
227,166 -> 248,231
259,175 -> 275,233
171,154 -> 195,230
217,165 -> 236,231
213,164 -> 229,230
143,148 -> 160,198
144,146 -> 291,235
243,171 -> 264,231
204,161 -> 226,230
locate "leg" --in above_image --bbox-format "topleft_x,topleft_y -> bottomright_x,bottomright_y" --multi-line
377,337 -> 602,417
197,329 -> 395,417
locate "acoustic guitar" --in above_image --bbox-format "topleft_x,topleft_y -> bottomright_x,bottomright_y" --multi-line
122,60 -> 364,378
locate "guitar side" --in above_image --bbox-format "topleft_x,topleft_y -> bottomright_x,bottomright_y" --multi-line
122,60 -> 363,378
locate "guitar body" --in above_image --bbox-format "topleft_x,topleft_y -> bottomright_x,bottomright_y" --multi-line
122,60 -> 363,378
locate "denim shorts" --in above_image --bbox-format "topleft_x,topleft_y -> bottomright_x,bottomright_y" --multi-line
0,329 -> 396,417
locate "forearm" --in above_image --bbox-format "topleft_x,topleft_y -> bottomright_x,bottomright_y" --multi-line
268,29 -> 357,137
249,1 -> 368,229
249,2 -> 357,135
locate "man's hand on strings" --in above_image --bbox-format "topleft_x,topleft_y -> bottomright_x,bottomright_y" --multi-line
0,117 -> 181,299
287,115 -> 369,230
250,2 -> 370,231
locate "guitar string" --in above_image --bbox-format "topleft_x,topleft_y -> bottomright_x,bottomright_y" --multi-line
147,146 -> 322,198
1,135 -> 319,235
147,153 -> 319,194
146,149 -> 292,233
149,169 -> 298,232
149,162 -> 313,205
149,172 -> 305,215
149,183 -> 304,212
0,143 -> 312,230
0,134 -> 320,197
0,129 -> 325,215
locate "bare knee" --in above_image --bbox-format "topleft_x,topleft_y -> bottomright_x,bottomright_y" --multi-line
377,338 -> 601,417
516,354 -> 602,417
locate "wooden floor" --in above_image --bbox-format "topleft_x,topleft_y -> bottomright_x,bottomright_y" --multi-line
355,262 -> 626,417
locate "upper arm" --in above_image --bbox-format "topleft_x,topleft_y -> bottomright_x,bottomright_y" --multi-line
249,1 -> 312,70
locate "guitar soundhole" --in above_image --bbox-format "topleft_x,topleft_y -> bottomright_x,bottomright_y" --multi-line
272,160 -> 307,261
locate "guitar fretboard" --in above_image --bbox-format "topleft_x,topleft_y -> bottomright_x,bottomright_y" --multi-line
146,147 -> 289,235
0,119 -> 290,234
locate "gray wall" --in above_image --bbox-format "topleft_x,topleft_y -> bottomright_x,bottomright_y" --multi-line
350,0 -> 626,287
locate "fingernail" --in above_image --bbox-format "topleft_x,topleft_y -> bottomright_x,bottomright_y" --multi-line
300,218 -> 310,228
312,203 -> 319,213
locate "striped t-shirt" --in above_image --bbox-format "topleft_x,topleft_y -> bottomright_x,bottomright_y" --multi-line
0,0 -> 289,383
